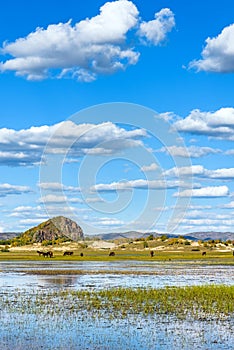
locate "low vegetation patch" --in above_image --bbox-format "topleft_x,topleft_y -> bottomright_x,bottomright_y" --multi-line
1,285 -> 233,320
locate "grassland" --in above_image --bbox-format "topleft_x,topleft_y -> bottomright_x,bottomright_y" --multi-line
1,285 -> 233,320
0,248 -> 233,263
0,235 -> 233,264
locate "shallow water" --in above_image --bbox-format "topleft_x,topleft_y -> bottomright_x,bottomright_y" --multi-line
0,311 -> 233,350
0,260 -> 233,292
0,260 -> 233,349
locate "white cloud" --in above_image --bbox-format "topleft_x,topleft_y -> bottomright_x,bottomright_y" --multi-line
181,224 -> 234,232
165,165 -> 234,180
138,8 -> 175,45
185,210 -> 231,220
94,217 -> 124,227
85,197 -> 104,203
188,205 -> 212,210
174,186 -> 229,198
39,182 -> 80,192
222,201 -> 234,208
0,121 -> 146,166
0,183 -> 32,197
206,168 -> 234,179
182,218 -> 234,226
19,218 -> 48,226
189,23 -> 234,73
140,162 -> 158,172
164,165 -> 204,177
9,205 -> 43,217
39,194 -> 82,204
0,151 -> 41,166
174,107 -> 234,140
159,145 -> 221,158
0,1 -> 175,81
92,178 -> 191,192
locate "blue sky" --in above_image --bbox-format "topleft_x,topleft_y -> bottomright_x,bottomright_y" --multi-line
0,0 -> 234,235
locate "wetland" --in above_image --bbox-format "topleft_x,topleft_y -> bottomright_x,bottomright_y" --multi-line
0,259 -> 233,349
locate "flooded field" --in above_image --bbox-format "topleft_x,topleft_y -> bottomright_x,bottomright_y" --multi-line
0,260 -> 233,349
0,260 -> 233,291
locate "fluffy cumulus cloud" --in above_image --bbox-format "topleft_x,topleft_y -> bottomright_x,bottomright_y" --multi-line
91,178 -> 191,192
140,162 -> 158,172
165,165 -> 234,179
174,107 -> 234,140
0,1 -> 175,81
189,24 -> 234,73
174,186 -> 229,198
164,165 -> 205,177
138,8 -> 175,45
0,121 -> 146,166
0,183 -> 32,197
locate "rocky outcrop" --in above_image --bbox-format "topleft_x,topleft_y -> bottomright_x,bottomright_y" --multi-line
21,216 -> 84,243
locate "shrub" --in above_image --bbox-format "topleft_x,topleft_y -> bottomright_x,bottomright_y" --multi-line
41,240 -> 53,246
1,245 -> 10,252
147,234 -> 154,241
160,235 -> 168,241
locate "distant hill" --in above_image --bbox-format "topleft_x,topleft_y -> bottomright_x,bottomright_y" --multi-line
90,231 -> 234,242
0,232 -> 21,240
91,231 -> 149,241
18,216 -> 84,243
183,231 -> 234,241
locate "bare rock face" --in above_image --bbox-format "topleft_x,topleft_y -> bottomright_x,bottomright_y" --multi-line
21,216 -> 84,243
51,216 -> 84,241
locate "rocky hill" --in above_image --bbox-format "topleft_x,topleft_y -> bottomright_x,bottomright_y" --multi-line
19,216 -> 84,243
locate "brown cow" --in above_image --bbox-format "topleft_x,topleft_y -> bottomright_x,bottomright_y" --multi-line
109,251 -> 115,256
202,251 -> 206,256
150,251 -> 154,257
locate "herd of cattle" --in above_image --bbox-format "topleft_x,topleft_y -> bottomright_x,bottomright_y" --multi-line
36,250 -> 78,258
35,250 -> 221,258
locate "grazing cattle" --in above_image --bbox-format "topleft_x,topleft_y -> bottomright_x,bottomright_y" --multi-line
80,252 -> 84,257
41,251 -> 53,258
150,251 -> 154,257
202,251 -> 206,256
233,251 -> 234,256
37,250 -> 44,256
63,251 -> 74,256
109,251 -> 115,256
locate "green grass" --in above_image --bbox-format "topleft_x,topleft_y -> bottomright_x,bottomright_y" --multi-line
1,285 -> 233,320
0,249 -> 233,264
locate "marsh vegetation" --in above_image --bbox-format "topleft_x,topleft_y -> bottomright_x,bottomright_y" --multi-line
0,237 -> 233,349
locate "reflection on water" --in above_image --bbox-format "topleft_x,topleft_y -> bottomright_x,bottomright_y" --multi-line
0,260 -> 233,350
0,260 -> 233,292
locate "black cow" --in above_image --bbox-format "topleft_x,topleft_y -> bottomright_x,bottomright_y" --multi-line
63,251 -> 74,256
